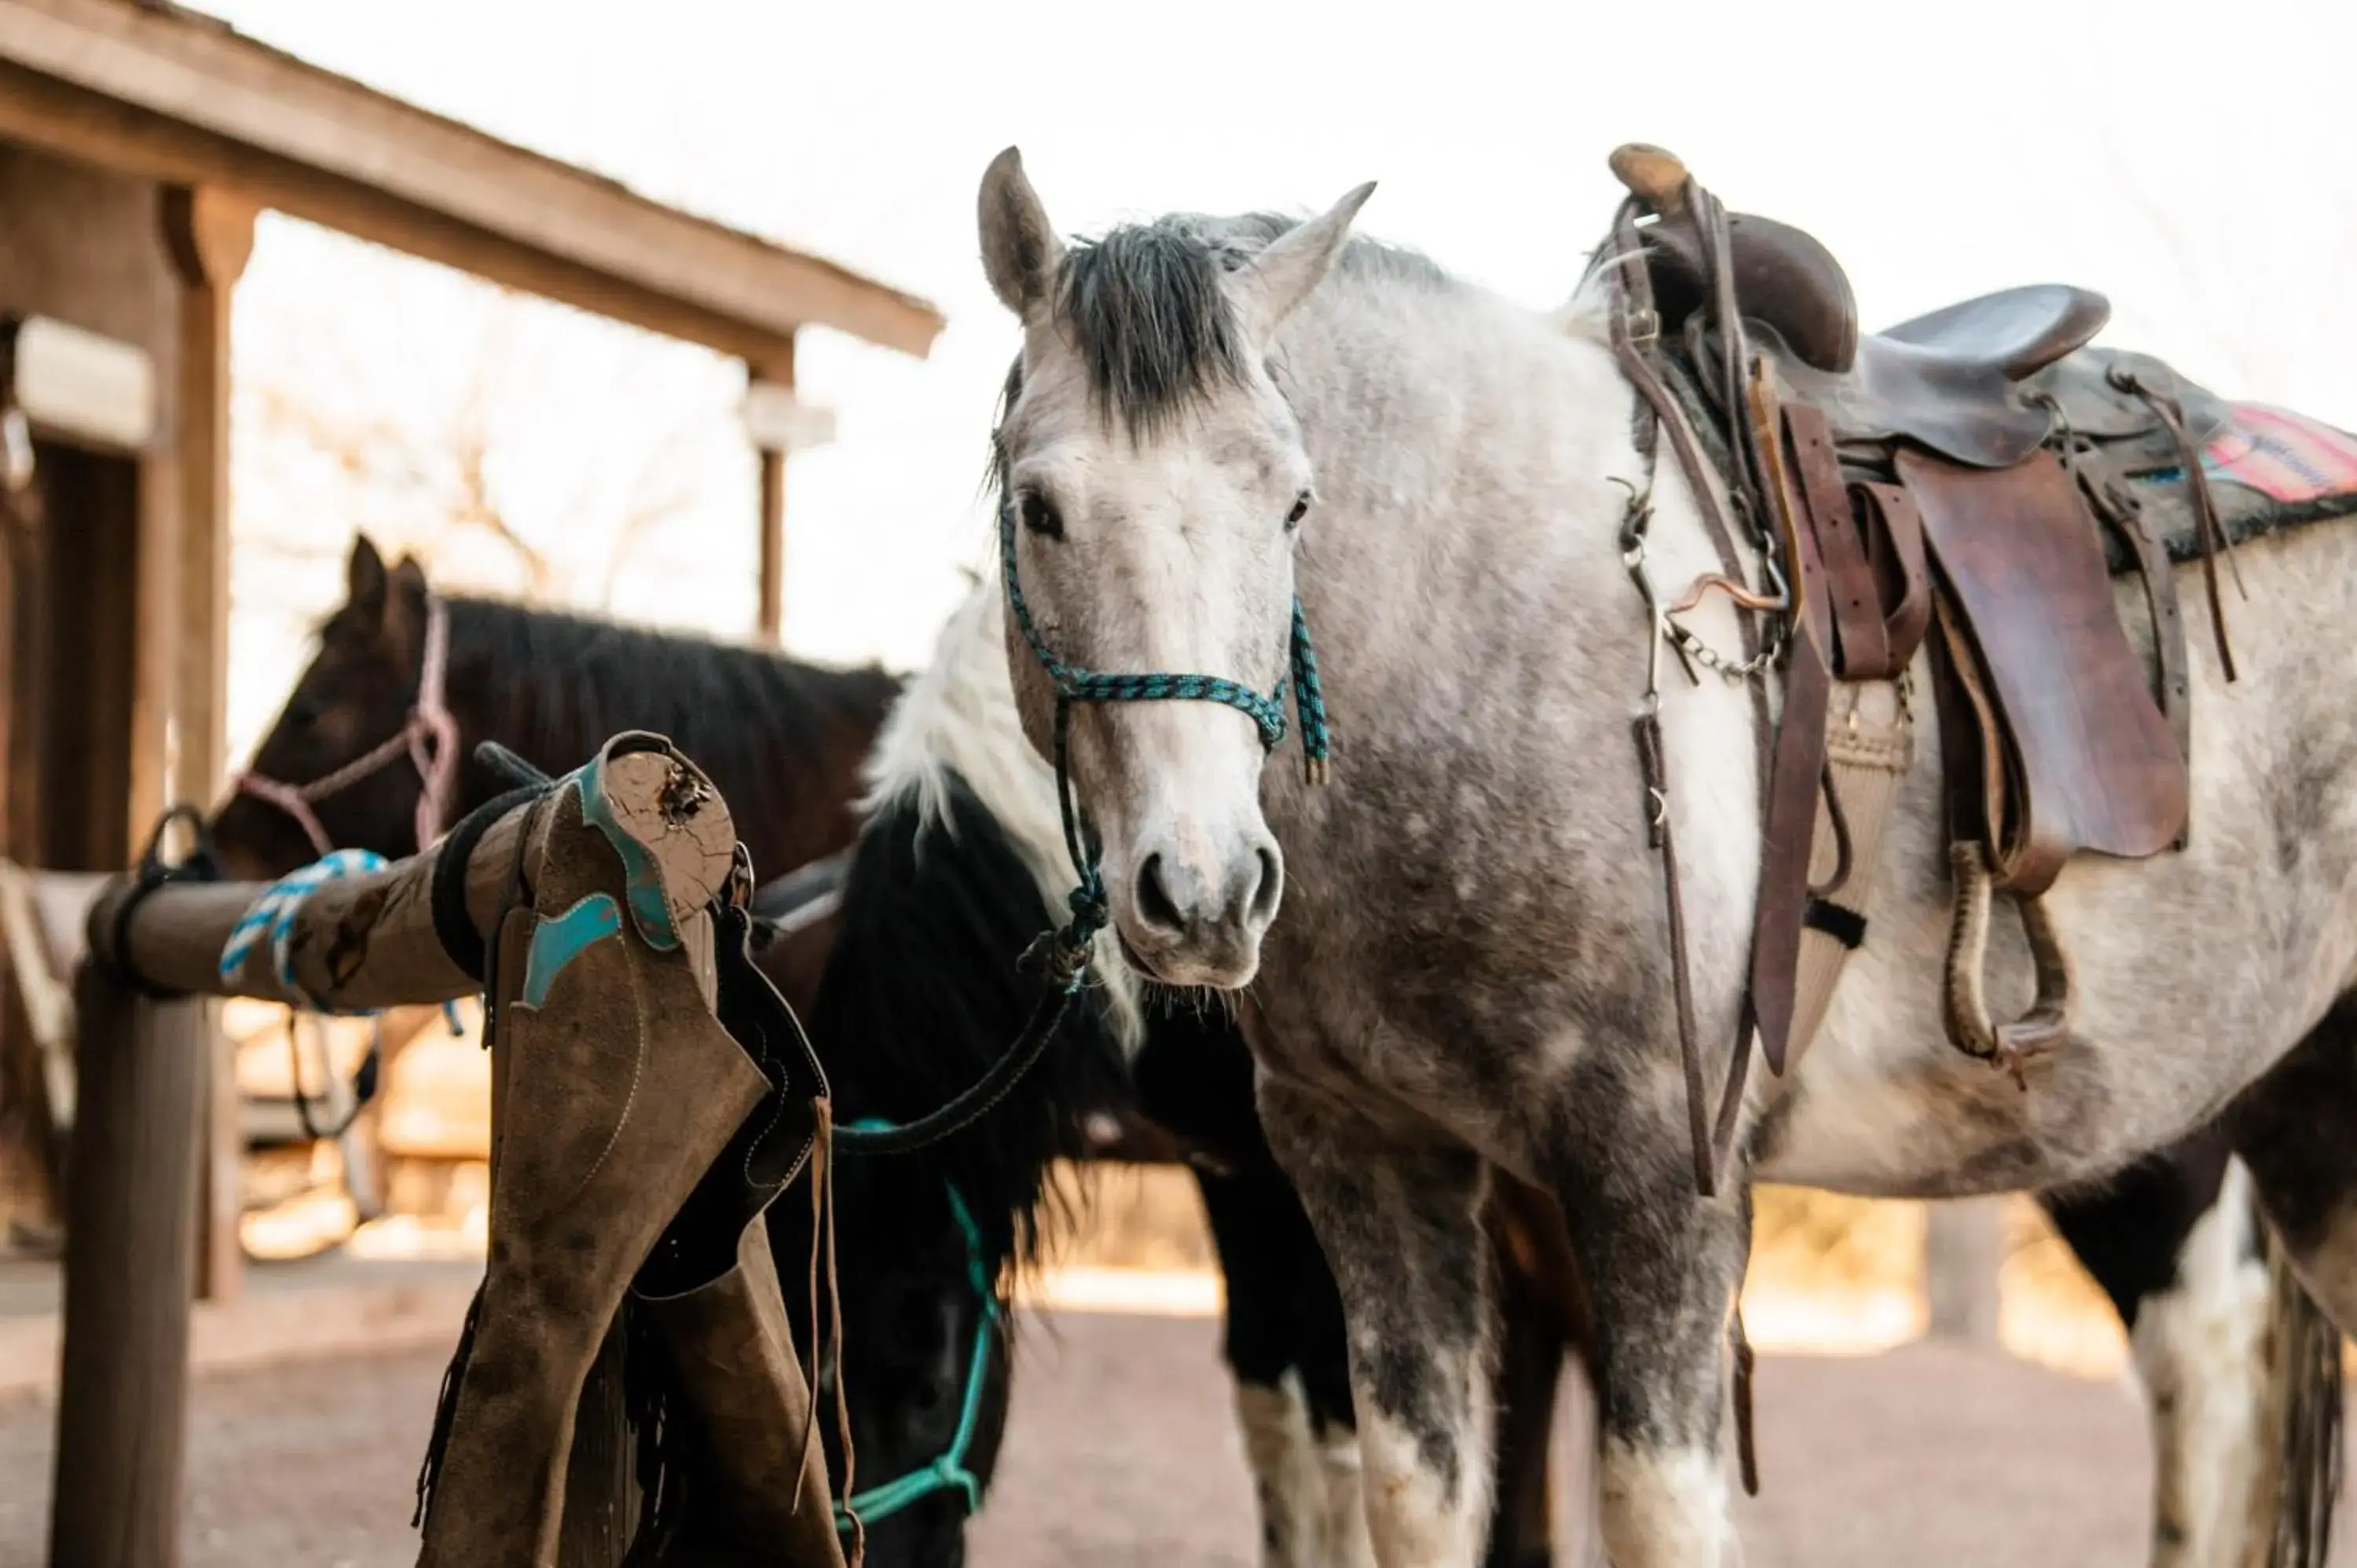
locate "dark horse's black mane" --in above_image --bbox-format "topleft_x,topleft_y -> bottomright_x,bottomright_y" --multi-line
437,594 -> 900,873
808,768 -> 1131,1276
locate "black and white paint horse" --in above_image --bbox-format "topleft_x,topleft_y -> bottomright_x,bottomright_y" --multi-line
801,577 -> 2333,1568
968,147 -> 2349,1566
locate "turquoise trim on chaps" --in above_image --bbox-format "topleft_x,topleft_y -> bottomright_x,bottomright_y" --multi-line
572,750 -> 683,952
519,892 -> 624,1009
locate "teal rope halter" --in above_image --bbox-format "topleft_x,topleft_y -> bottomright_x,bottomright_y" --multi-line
996,500 -> 1332,935
833,1152 -> 1000,1534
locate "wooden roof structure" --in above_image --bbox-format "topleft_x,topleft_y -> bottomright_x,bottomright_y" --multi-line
0,0 -> 945,362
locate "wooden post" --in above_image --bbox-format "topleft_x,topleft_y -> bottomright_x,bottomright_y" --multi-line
750,339 -> 794,643
1923,1197 -> 2007,1348
160,185 -> 255,1306
48,971 -> 207,1568
0,434 -> 64,1244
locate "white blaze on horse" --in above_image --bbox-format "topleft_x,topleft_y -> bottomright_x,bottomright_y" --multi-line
972,141 -> 2357,1568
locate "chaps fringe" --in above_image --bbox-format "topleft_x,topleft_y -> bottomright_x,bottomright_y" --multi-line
412,1282 -> 484,1530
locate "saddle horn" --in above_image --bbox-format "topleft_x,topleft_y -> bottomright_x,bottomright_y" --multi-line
1609,143 -> 1692,218
1605,141 -> 1859,374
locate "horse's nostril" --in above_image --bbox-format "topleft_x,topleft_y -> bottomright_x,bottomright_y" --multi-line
1248,846 -> 1282,925
1136,852 -> 1185,934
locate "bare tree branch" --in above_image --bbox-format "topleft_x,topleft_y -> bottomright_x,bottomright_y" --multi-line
242,287 -> 721,615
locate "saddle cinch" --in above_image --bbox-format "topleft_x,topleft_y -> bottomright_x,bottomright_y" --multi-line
1607,144 -> 2245,1084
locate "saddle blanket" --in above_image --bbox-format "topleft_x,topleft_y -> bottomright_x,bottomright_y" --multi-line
2205,402 -> 2357,505
2123,401 -> 2357,566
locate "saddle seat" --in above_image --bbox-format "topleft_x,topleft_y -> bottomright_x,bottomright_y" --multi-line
1879,285 -> 2113,384
1639,191 -> 2117,470
1765,285 -> 2114,471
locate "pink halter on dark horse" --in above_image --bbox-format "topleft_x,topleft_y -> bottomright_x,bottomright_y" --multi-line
233,593 -> 460,859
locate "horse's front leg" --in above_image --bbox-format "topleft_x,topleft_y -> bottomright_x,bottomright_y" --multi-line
1261,1081 -> 1496,1568
1552,1119 -> 1750,1568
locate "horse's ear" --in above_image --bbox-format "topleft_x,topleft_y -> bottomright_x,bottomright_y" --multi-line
978,146 -> 1064,317
345,534 -> 388,631
1237,181 -> 1376,340
390,554 -> 430,600
374,554 -> 430,663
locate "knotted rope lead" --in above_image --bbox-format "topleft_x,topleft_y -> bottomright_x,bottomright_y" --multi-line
218,848 -> 390,1006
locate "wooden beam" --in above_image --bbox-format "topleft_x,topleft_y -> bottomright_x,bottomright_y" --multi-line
48,971 -> 206,1568
160,184 -> 252,1308
751,343 -> 794,643
0,0 -> 944,360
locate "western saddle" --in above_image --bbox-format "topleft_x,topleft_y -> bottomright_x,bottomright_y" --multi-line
1599,145 -> 2242,1191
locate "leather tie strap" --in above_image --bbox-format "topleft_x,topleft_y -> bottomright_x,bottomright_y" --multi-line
2111,367 -> 2241,683
1747,401 -> 1843,1076
1849,482 -> 1932,677
1636,710 -> 1753,1198
1798,454 -> 1887,680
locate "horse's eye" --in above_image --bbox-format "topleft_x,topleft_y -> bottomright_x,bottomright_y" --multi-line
1017,490 -> 1063,540
1284,489 -> 1313,529
286,695 -> 324,730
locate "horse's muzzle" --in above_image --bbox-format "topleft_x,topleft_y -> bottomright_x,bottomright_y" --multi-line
1113,830 -> 1282,989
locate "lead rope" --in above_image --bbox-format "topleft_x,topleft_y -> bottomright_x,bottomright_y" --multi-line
831,1156 -> 999,1541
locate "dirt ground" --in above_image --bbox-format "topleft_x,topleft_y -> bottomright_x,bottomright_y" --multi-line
2,1307 -> 2351,1568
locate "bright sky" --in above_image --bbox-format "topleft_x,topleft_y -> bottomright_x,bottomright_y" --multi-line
200,0 -> 2355,764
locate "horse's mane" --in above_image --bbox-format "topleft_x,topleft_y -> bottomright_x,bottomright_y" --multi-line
1052,211 -> 1452,439
440,594 -> 900,826
812,768 -> 1131,1276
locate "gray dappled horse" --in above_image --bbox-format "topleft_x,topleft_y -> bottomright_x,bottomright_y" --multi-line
972,146 -> 2354,1566
847,580 -> 2332,1568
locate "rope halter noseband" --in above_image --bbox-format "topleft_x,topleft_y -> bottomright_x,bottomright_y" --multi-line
238,595 -> 460,858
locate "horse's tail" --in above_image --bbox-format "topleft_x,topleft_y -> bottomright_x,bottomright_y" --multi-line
2247,1203 -> 2342,1568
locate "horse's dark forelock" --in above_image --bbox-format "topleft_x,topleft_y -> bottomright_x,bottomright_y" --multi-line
1047,214 -> 1453,443
808,768 -> 1131,1283
1055,218 -> 1248,441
